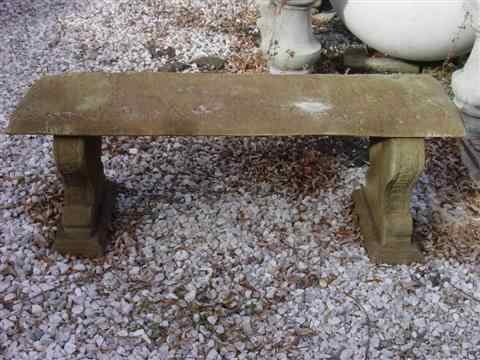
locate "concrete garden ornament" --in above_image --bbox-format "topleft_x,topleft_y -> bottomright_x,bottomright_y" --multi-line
257,0 -> 322,72
453,0 -> 480,119
452,0 -> 480,180
330,0 -> 477,62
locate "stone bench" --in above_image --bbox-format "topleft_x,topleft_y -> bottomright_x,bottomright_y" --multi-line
7,73 -> 464,264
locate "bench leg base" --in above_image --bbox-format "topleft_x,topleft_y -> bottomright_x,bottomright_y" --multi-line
53,136 -> 113,258
353,187 -> 423,265
54,181 -> 114,258
353,138 -> 425,265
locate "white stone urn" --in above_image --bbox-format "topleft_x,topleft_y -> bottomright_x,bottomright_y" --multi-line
453,0 -> 480,117
331,0 -> 477,62
267,0 -> 323,72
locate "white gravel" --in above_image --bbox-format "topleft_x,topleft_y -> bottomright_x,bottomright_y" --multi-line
1,1 -> 480,359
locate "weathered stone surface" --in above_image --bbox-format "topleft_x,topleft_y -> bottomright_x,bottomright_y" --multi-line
158,61 -> 189,73
353,138 -> 425,264
344,47 -> 421,74
7,72 -> 464,138
145,41 -> 176,60
53,136 -> 113,257
191,56 -> 225,70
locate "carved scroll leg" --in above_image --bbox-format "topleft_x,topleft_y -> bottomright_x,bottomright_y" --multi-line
53,136 -> 114,257
353,138 -> 425,265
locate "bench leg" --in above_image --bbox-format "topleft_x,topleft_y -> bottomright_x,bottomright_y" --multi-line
53,136 -> 113,257
353,138 -> 425,264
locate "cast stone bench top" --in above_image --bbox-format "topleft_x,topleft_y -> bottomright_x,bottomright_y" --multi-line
8,72 -> 463,137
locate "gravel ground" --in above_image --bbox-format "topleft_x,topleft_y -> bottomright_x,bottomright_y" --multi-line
1,1 -> 480,359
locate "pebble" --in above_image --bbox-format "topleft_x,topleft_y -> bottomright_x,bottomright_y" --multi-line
64,339 -> 76,355
266,287 -> 276,299
206,349 -> 219,360
72,305 -> 83,315
73,263 -> 86,272
4,293 -> 16,302
31,305 -> 43,316
31,329 -> 44,342
94,335 -> 104,347
340,348 -> 354,360
207,315 -> 218,325
58,263 -> 70,274
131,329 -> 149,341
185,289 -> 196,302
175,250 -> 189,262
234,341 -> 246,352
215,325 -> 225,334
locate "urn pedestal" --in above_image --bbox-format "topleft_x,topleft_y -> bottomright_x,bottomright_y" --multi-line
452,5 -> 480,180
256,0 -> 276,55
257,0 -> 322,73
453,19 -> 480,119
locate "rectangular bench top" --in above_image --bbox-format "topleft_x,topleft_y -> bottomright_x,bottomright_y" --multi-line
7,72 -> 464,138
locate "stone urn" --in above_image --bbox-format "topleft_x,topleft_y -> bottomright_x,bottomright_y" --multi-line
261,0 -> 323,73
331,0 -> 477,61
